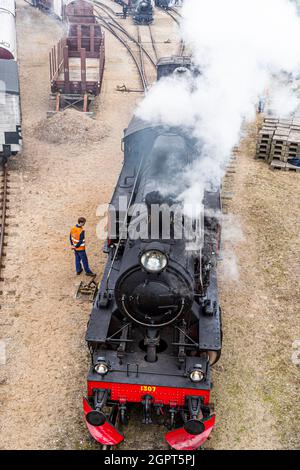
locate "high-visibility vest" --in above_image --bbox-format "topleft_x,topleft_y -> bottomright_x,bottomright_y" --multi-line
70,225 -> 85,251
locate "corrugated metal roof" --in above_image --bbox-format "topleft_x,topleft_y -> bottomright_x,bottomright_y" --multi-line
0,59 -> 19,93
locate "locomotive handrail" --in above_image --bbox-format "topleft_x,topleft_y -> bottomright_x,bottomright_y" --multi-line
106,322 -> 133,342
104,154 -> 146,292
174,325 -> 198,347
121,296 -> 186,328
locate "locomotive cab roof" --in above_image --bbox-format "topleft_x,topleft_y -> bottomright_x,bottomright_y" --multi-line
123,116 -> 196,141
124,116 -> 156,139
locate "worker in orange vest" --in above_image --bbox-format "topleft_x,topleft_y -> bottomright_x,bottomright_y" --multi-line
70,217 -> 95,276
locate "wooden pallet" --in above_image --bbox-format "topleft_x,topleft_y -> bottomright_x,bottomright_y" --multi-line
256,128 -> 274,159
270,160 -> 300,172
257,117 -> 300,169
264,118 -> 279,125
256,150 -> 270,160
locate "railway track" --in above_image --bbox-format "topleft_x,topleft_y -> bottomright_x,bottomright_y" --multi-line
94,13 -> 149,91
94,0 -> 118,16
157,6 -> 181,25
136,25 -> 149,90
178,39 -> 185,56
156,6 -> 185,56
148,24 -> 158,63
94,3 -> 156,92
169,7 -> 182,18
94,1 -> 156,66
0,163 -> 10,285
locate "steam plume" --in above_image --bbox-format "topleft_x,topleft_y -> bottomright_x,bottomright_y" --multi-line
136,0 -> 300,206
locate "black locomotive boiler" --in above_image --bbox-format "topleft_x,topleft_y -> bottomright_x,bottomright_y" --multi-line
83,56 -> 222,450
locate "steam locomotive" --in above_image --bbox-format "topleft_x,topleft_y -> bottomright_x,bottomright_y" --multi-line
84,56 -> 222,450
133,0 -> 153,24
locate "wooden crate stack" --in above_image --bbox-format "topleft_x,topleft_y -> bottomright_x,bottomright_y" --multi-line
256,117 -> 300,171
256,122 -> 276,160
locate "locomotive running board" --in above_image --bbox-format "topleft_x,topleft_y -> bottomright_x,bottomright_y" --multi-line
165,415 -> 215,450
83,398 -> 124,446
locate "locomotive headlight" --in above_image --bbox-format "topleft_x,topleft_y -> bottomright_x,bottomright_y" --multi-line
189,365 -> 205,383
141,250 -> 168,273
94,358 -> 109,375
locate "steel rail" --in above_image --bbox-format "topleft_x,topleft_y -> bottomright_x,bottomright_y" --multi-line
0,163 -> 9,282
93,1 -> 156,68
157,6 -> 180,25
148,24 -> 158,62
170,7 -> 182,18
156,6 -> 185,56
136,25 -> 149,90
95,14 -> 148,91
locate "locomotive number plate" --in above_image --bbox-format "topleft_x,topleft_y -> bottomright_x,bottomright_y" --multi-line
140,385 -> 156,392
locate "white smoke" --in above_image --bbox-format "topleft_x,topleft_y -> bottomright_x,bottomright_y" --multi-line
219,214 -> 245,281
136,0 -> 300,206
267,79 -> 300,116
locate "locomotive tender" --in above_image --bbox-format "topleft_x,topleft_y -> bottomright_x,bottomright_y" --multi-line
157,55 -> 201,80
84,58 -> 222,450
0,0 -> 22,161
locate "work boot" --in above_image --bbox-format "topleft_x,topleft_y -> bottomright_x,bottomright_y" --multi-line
86,272 -> 96,277
76,270 -> 83,275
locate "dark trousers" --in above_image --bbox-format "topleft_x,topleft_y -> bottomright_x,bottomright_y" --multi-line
74,250 -> 92,274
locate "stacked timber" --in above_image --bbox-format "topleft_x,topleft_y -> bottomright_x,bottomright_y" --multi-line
256,117 -> 300,171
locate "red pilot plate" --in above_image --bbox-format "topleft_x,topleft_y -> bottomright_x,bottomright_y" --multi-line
165,415 -> 215,450
83,398 -> 124,446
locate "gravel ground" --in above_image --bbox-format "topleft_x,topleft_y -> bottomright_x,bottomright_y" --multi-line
0,0 -> 299,450
214,124 -> 300,450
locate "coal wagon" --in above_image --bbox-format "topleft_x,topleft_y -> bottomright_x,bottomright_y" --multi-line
48,0 -> 105,115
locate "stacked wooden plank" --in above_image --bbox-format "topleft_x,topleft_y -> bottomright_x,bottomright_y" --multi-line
256,117 -> 300,171
256,123 -> 276,160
